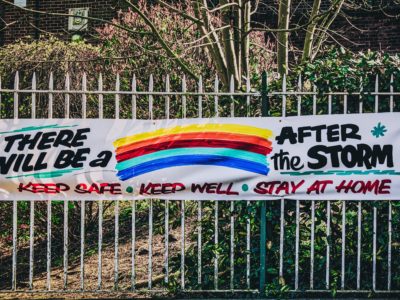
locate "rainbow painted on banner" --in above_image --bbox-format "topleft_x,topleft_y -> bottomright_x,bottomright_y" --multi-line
113,124 -> 273,180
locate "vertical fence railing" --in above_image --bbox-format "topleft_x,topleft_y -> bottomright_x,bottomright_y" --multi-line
0,72 -> 399,296
259,71 -> 269,295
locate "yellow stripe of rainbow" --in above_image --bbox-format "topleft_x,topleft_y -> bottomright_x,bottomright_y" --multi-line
113,123 -> 273,148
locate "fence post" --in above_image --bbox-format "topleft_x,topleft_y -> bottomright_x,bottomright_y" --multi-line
259,71 -> 269,295
261,71 -> 270,117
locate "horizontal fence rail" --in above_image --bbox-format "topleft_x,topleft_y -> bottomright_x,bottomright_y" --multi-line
0,72 -> 399,297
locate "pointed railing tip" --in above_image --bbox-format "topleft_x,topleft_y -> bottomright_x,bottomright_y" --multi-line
182,75 -> 187,90
198,75 -> 203,89
229,74 -> 234,92
297,73 -> 302,88
149,74 -> 154,90
49,72 -> 54,88
98,73 -> 103,90
282,73 -> 287,89
246,76 -> 251,93
116,73 -> 120,85
214,76 -> 219,87
65,73 -> 70,87
82,73 -> 87,89
32,72 -> 37,89
132,75 -> 137,87
165,74 -> 170,90
14,71 -> 19,88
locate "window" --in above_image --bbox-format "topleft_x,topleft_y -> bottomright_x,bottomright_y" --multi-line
14,0 -> 27,7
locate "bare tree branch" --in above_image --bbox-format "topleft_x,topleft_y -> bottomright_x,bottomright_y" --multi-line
0,20 -> 16,32
208,2 -> 240,13
193,0 -> 229,85
157,0 -> 203,24
123,0 -> 199,80
250,0 -> 260,15
312,0 -> 345,59
249,7 -> 330,34
182,25 -> 230,46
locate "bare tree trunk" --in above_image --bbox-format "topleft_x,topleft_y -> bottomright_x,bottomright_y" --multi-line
242,0 -> 251,81
233,0 -> 242,84
221,0 -> 239,86
301,0 -> 321,63
277,0 -> 291,75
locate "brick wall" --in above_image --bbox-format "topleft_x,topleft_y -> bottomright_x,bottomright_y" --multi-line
1,0 -> 400,52
0,0 -> 120,45
330,7 -> 400,53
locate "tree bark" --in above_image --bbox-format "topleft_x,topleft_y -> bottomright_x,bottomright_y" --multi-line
301,0 -> 321,63
193,0 -> 229,86
220,0 -> 239,86
242,0 -> 251,80
277,0 -> 291,75
233,0 -> 242,83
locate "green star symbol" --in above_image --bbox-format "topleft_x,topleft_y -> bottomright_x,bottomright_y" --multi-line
371,122 -> 387,138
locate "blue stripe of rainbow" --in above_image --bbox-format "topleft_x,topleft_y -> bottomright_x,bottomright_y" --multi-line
117,154 -> 269,180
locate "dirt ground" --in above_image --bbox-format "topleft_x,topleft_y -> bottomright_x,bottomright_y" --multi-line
0,291 -> 156,299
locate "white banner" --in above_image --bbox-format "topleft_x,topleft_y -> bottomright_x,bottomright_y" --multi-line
0,113 -> 399,200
